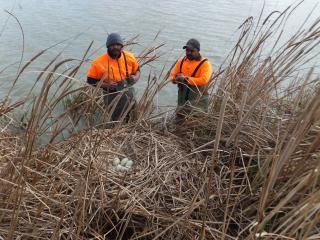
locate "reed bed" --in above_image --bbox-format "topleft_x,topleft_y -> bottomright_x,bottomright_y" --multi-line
1,4 -> 320,239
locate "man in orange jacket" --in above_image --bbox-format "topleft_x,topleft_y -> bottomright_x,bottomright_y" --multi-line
87,33 -> 140,121
170,38 -> 212,120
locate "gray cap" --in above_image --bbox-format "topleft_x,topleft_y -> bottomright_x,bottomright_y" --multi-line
183,38 -> 200,51
106,33 -> 124,47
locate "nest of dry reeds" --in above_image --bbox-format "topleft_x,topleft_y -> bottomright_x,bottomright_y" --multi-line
0,124 -> 238,239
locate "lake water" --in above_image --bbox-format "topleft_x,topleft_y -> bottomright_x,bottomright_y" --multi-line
0,0 -> 319,107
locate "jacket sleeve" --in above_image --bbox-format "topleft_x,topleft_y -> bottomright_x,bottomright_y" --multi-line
187,61 -> 212,86
170,58 -> 182,82
131,55 -> 140,74
126,52 -> 140,75
87,61 -> 103,80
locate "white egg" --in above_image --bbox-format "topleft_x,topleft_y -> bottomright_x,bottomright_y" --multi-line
113,157 -> 120,166
116,165 -> 129,172
122,166 -> 129,171
121,158 -> 129,166
115,165 -> 123,171
125,160 -> 133,168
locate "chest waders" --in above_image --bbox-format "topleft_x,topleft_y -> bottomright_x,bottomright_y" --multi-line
177,57 -> 209,114
104,52 -> 135,121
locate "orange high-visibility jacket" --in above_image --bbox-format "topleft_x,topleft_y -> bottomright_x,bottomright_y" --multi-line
87,51 -> 139,83
170,56 -> 212,86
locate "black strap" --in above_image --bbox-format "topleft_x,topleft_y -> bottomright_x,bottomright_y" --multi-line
122,51 -> 129,78
116,59 -> 123,80
191,58 -> 208,77
179,57 -> 186,73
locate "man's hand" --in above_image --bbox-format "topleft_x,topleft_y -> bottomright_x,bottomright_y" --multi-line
125,75 -> 135,86
173,73 -> 185,83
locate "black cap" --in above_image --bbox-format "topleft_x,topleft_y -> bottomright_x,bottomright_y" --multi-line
183,38 -> 200,51
106,33 -> 124,47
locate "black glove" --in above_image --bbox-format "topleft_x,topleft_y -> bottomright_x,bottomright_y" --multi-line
125,76 -> 135,86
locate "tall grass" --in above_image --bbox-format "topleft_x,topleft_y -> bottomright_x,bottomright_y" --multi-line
1,3 -> 320,239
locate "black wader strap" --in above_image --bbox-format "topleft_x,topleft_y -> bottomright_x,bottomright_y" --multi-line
176,57 -> 186,92
112,51 -> 129,92
191,58 -> 208,77
179,57 -> 186,73
185,58 -> 208,101
177,57 -> 186,91
123,51 -> 129,78
109,52 -> 129,92
103,52 -> 129,92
